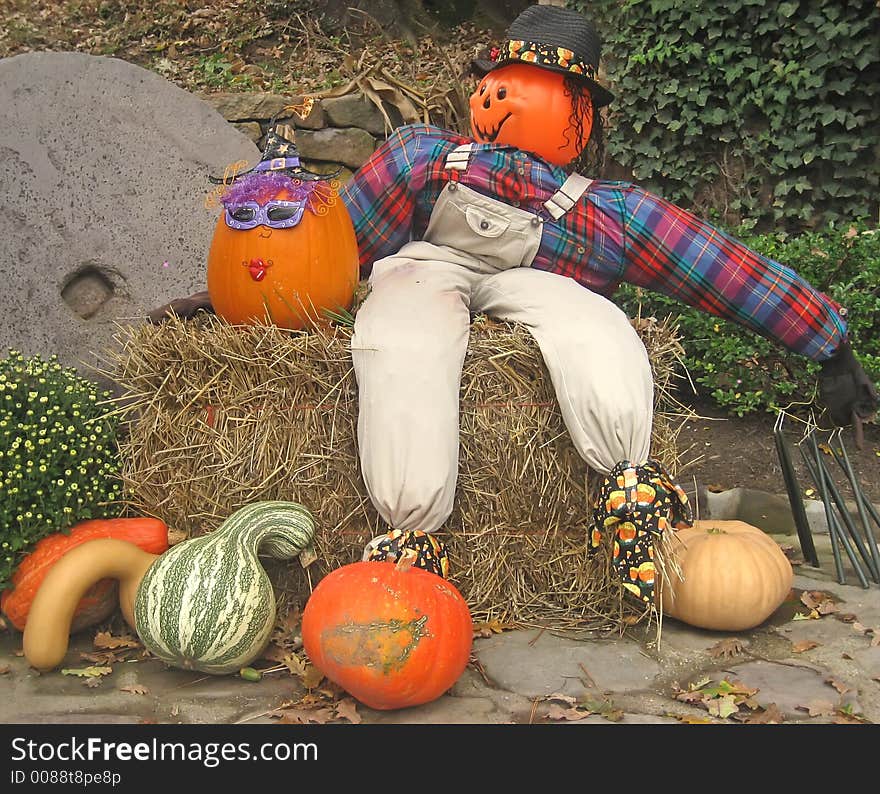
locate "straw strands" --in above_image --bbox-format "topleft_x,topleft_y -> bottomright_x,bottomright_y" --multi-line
105,310 -> 693,631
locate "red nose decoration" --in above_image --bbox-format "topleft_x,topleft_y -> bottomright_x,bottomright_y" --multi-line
245,258 -> 270,282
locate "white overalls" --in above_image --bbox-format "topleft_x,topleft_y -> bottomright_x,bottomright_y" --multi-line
351,144 -> 654,537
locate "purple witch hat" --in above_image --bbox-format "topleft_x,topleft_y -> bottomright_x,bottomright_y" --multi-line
210,114 -> 335,184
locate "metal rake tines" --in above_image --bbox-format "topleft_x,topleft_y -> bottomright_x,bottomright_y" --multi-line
796,423 -> 880,588
773,411 -> 820,568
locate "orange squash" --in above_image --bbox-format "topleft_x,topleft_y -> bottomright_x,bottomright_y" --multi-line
206,181 -> 359,331
302,558 -> 473,710
658,519 -> 793,631
0,517 -> 169,634
469,62 -> 593,166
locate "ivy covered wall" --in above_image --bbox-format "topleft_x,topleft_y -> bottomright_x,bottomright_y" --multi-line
581,0 -> 880,231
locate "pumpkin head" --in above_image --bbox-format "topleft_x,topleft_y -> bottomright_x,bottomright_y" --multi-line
658,520 -> 794,631
469,63 -> 593,166
206,172 -> 359,331
301,559 -> 473,710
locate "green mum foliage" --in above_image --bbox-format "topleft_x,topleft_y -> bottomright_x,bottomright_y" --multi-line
583,0 -> 880,231
0,351 -> 124,590
615,224 -> 880,415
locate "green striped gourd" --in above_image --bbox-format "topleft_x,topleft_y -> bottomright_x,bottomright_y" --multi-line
133,501 -> 315,674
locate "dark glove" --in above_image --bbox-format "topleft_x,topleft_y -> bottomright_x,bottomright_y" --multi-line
146,291 -> 213,324
818,339 -> 878,426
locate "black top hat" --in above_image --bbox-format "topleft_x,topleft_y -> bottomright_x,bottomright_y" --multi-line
471,4 -> 614,108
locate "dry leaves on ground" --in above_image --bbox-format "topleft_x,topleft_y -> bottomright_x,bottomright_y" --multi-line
851,623 -> 880,646
675,678 -> 772,722
539,693 -> 623,723
61,665 -> 113,678
83,629 -> 148,666
270,691 -> 361,725
707,638 -> 746,659
472,618 -> 517,639
801,590 -> 840,615
792,640 -> 821,653
120,684 -> 150,696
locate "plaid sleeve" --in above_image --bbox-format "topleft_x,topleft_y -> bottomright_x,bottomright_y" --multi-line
340,125 -> 425,275
620,185 -> 848,361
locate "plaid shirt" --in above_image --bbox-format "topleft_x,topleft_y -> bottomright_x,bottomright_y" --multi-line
341,124 -> 847,361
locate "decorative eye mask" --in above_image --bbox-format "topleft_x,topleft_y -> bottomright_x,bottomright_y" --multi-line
224,199 -> 307,230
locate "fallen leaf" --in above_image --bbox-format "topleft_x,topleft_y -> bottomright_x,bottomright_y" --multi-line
545,703 -> 591,721
544,692 -> 578,706
792,640 -> 820,653
792,610 -> 820,621
239,667 -> 262,682
80,650 -> 132,665
852,622 -> 871,635
61,666 -> 113,678
93,631 -> 141,650
797,700 -> 836,717
302,664 -> 325,690
842,653 -> 853,660
801,591 -> 838,614
674,715 -> 716,724
707,694 -> 739,719
269,607 -> 302,649
834,705 -> 870,724
120,684 -> 150,695
84,677 -> 102,688
334,698 -> 362,724
0,664 -> 10,675
272,707 -> 335,724
582,699 -> 624,722
743,704 -> 785,724
707,638 -> 746,659
472,618 -> 516,638
826,676 -> 852,695
835,612 -> 859,623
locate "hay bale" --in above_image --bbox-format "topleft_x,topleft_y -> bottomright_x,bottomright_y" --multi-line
105,311 -> 692,631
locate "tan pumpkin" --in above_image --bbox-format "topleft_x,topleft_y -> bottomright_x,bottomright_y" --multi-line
657,519 -> 793,631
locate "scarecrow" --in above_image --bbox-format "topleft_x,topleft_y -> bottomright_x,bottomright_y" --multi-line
338,4 -> 878,604
151,4 -> 876,609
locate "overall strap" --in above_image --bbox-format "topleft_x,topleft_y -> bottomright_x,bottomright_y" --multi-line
543,172 -> 593,220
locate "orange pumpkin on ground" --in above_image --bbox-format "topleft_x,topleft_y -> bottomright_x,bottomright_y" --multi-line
206,179 -> 359,331
657,519 -> 793,632
302,557 -> 473,710
469,62 -> 593,166
1,517 -> 169,634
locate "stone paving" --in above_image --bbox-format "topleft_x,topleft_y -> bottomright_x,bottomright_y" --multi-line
2,529 -> 878,727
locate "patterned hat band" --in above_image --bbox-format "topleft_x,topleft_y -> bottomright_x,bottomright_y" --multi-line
495,39 -> 597,81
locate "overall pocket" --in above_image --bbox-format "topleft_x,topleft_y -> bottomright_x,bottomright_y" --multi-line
423,183 -> 542,270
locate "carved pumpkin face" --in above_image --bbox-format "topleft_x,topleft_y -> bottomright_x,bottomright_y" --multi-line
206,178 -> 359,331
469,63 -> 593,166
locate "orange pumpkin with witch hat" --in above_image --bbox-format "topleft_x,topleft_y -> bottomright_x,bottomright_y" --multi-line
206,123 -> 359,330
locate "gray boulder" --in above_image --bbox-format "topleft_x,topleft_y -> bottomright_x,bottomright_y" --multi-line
0,52 -> 260,385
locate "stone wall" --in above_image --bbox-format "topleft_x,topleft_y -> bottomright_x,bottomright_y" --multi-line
201,90 -> 410,182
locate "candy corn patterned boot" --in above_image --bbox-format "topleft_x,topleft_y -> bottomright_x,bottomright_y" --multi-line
362,529 -> 450,579
590,459 -> 693,604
